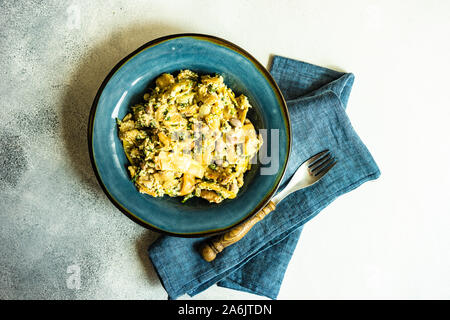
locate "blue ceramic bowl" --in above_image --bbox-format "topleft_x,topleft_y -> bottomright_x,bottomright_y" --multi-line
88,34 -> 290,237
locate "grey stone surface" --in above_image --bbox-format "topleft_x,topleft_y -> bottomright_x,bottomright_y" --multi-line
0,0 -> 184,300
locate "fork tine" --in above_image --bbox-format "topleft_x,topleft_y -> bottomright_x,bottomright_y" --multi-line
314,160 -> 337,178
309,153 -> 332,172
307,150 -> 330,168
311,155 -> 334,173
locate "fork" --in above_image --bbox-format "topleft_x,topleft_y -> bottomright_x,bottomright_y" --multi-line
200,150 -> 337,262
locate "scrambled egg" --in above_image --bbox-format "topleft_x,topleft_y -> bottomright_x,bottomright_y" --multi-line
117,70 -> 262,203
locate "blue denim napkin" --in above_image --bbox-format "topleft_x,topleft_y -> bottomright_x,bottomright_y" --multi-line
148,56 -> 380,299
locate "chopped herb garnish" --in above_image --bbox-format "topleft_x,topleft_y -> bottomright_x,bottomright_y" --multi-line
131,170 -> 140,183
181,193 -> 194,203
132,105 -> 144,113
163,109 -> 171,121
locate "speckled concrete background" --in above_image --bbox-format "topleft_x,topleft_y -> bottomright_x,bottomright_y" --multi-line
1,0 -> 267,300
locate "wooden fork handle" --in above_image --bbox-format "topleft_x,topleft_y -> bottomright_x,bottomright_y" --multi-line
200,201 -> 276,262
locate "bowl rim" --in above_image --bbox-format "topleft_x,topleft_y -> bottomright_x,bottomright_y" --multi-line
88,33 -> 291,237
